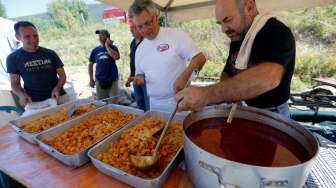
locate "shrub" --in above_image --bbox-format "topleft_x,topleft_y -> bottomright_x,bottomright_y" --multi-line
295,53 -> 336,86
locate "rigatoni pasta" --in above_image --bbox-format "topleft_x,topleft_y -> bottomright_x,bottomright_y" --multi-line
21,104 -> 98,134
44,109 -> 136,155
96,117 -> 183,179
22,108 -> 69,133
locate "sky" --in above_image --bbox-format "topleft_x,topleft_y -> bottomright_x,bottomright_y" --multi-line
2,0 -> 100,18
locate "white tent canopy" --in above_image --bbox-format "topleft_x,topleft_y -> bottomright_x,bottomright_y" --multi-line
98,0 -> 336,22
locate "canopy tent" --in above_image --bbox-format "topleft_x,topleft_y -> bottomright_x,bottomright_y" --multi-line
98,0 -> 336,22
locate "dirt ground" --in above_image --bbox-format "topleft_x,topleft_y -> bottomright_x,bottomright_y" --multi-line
65,65 -> 94,99
65,65 -> 134,102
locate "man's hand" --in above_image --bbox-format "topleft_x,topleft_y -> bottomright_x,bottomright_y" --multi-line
173,74 -> 189,93
105,38 -> 119,60
19,93 -> 32,107
105,38 -> 113,47
125,77 -> 134,87
89,79 -> 95,88
175,86 -> 209,111
133,75 -> 145,85
51,87 -> 61,100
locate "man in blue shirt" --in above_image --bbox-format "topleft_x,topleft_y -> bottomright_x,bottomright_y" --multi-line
6,21 -> 67,108
89,29 -> 120,100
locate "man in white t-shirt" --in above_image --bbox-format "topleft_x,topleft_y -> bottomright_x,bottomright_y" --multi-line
128,0 -> 206,112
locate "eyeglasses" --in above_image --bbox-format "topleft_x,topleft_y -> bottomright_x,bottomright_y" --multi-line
136,16 -> 155,30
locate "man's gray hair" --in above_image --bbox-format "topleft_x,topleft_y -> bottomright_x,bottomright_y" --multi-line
128,0 -> 158,20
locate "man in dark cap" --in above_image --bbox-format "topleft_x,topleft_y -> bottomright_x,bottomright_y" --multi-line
88,29 -> 120,100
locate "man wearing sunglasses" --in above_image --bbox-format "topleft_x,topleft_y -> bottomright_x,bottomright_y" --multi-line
128,0 -> 206,112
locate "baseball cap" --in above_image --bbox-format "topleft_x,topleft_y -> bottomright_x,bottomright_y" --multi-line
95,29 -> 110,38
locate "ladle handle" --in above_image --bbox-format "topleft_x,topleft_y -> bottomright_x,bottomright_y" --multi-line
153,102 -> 179,157
100,95 -> 124,104
226,103 -> 238,124
153,69 -> 198,157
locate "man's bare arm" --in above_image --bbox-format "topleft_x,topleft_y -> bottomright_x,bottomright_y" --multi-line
51,68 -> 66,99
173,52 -> 206,92
10,74 -> 31,106
176,62 -> 284,111
55,68 -> 66,90
105,39 -> 120,60
207,62 -> 284,103
88,62 -> 95,87
10,74 -> 25,97
220,70 -> 230,81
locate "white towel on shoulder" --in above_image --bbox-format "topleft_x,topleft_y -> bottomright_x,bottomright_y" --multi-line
235,13 -> 279,70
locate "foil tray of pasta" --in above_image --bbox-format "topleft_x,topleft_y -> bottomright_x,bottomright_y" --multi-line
88,111 -> 187,188
35,104 -> 143,167
9,97 -> 107,144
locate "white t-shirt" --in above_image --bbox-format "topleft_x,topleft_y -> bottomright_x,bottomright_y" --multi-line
135,27 -> 200,111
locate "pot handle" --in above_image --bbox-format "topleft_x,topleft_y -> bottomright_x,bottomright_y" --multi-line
261,180 -> 289,187
198,161 -> 288,188
198,161 -> 238,188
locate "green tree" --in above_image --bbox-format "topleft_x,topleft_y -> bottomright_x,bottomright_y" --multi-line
47,0 -> 88,29
23,16 -> 55,31
0,0 -> 7,18
280,4 -> 336,47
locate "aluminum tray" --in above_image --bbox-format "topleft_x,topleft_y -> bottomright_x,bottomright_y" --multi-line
35,104 -> 143,168
9,98 -> 106,144
88,110 -> 187,188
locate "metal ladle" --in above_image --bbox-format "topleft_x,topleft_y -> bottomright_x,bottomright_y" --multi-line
130,101 -> 180,170
131,70 -> 198,170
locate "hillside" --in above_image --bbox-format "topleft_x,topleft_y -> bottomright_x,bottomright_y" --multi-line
14,3 -> 114,23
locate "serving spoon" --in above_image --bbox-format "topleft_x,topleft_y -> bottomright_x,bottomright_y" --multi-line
130,70 -> 198,170
130,101 -> 180,170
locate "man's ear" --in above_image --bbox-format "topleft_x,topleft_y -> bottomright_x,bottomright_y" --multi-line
15,33 -> 21,41
246,0 -> 256,12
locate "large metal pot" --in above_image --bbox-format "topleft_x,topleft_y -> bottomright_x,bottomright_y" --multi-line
183,105 -> 319,188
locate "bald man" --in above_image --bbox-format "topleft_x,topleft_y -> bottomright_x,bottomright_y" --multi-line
176,0 -> 295,117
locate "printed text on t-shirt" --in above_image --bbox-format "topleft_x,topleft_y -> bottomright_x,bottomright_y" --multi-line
24,59 -> 52,72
